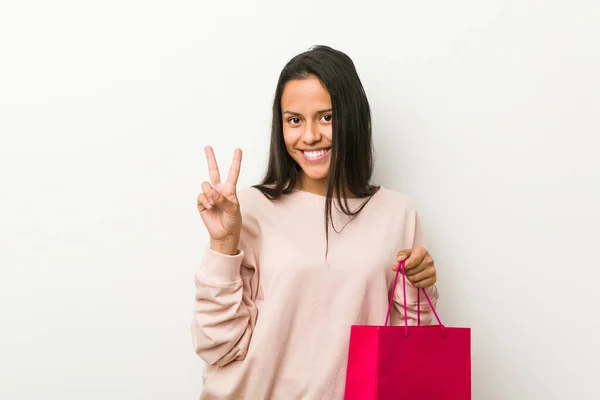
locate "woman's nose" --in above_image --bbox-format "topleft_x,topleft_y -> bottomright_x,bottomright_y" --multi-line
302,121 -> 322,144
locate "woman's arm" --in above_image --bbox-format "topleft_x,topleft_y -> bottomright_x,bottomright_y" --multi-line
193,147 -> 260,367
191,210 -> 260,367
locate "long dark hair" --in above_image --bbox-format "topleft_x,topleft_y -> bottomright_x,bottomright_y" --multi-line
253,45 -> 379,250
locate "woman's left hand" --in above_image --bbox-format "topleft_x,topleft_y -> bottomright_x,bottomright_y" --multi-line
392,247 -> 437,288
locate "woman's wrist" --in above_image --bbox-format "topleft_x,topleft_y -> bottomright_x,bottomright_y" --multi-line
210,237 -> 240,256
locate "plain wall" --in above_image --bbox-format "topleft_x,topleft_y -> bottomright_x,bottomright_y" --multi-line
1,0 -> 599,399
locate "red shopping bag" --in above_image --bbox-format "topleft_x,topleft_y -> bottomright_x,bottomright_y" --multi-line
344,261 -> 471,399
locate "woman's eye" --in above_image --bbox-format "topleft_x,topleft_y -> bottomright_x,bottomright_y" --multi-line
289,117 -> 301,125
321,114 -> 332,122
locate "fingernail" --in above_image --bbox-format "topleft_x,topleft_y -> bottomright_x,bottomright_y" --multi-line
397,255 -> 406,261
204,202 -> 212,209
208,198 -> 215,205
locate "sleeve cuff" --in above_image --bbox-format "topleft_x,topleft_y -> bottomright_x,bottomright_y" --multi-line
423,284 -> 439,300
198,247 -> 245,284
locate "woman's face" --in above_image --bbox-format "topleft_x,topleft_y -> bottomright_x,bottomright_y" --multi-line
281,76 -> 333,189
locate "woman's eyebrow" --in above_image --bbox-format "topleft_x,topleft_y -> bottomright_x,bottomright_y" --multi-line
282,108 -> 332,116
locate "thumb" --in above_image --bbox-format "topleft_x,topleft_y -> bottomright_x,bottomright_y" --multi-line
392,249 -> 412,271
396,248 -> 413,262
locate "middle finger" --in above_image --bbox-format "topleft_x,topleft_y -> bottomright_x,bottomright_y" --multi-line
408,266 -> 436,283
406,255 -> 433,276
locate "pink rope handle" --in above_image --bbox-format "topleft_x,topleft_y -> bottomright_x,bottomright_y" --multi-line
418,289 -> 421,326
384,260 -> 446,338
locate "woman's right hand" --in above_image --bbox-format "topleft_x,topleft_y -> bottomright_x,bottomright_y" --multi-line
197,146 -> 243,255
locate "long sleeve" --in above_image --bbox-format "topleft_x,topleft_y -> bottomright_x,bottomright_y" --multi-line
191,249 -> 257,366
191,210 -> 260,367
392,210 -> 440,326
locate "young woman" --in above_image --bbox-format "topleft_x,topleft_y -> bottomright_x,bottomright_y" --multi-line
192,45 -> 439,399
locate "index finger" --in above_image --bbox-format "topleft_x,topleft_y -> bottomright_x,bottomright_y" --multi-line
204,146 -> 221,185
226,148 -> 243,185
404,247 -> 427,270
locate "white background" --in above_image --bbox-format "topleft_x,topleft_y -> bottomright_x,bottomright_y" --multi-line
1,1 -> 599,399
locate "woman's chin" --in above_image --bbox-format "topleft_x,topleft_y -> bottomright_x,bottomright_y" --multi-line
300,168 -> 329,182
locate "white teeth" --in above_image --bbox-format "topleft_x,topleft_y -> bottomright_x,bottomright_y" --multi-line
304,149 -> 328,160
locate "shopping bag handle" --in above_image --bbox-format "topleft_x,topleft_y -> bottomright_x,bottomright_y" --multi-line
384,260 -> 446,338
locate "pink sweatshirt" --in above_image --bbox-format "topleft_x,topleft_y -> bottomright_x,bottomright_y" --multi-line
191,186 -> 439,399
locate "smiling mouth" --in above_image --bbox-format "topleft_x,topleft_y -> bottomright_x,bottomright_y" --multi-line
301,148 -> 331,162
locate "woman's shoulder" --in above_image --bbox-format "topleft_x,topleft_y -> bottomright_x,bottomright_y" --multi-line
375,186 -> 419,214
237,186 -> 275,215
